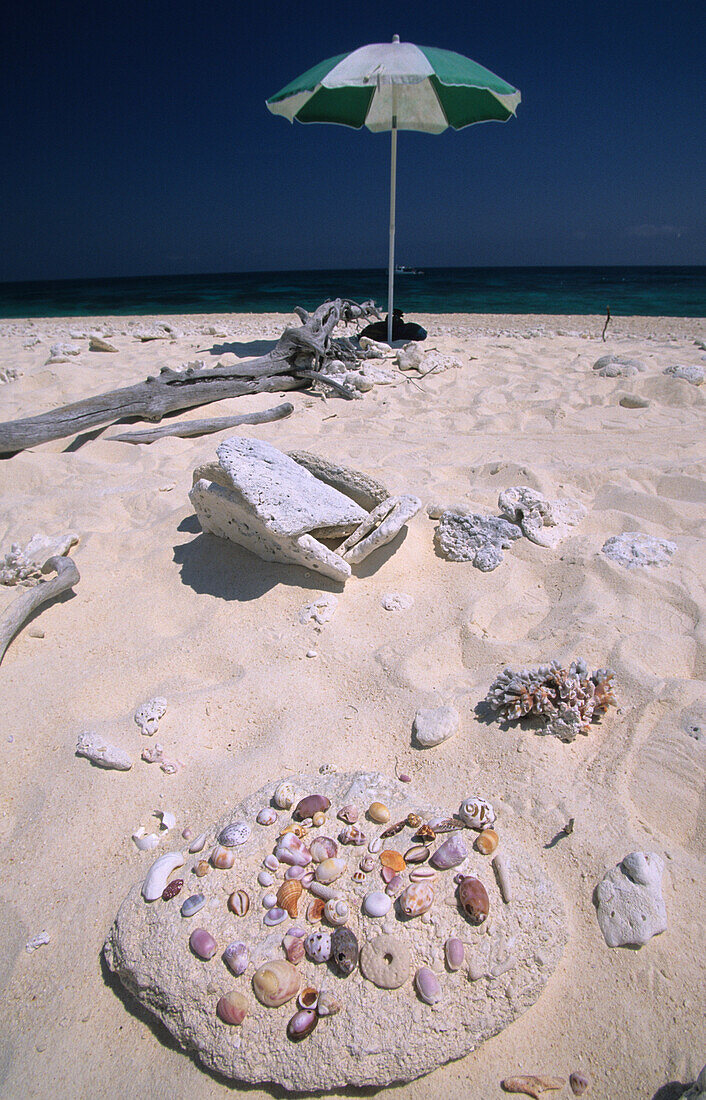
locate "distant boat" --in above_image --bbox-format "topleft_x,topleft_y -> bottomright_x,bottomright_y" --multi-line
395,265 -> 424,275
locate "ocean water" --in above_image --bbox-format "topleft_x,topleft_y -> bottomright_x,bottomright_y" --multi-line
0,266 -> 703,319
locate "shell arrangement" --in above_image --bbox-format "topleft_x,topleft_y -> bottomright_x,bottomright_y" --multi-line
485,659 -> 616,741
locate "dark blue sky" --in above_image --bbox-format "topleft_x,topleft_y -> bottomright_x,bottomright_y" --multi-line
1,0 -> 703,281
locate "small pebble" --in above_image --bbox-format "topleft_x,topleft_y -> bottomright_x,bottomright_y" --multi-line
398,774 -> 412,783
306,650 -> 317,658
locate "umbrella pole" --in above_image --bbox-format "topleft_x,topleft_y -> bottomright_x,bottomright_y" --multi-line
387,108 -> 398,345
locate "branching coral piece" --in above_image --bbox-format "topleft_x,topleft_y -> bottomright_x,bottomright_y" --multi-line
485,660 -> 616,741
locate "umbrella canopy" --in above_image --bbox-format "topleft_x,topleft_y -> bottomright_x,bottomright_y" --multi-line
267,37 -> 520,339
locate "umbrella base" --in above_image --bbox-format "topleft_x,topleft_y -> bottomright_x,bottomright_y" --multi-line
359,310 -> 427,345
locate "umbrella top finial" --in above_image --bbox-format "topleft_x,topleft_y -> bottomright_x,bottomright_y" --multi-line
392,34 -> 400,43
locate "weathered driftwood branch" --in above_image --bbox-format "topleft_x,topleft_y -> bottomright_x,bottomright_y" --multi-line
0,555 -> 80,667
0,299 -> 379,455
602,306 -> 611,342
106,401 -> 294,444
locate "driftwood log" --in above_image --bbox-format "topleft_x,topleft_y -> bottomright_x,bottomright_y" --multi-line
106,401 -> 294,443
0,299 -> 379,455
0,555 -> 80,667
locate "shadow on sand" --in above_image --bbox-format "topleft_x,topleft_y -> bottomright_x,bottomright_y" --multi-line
203,340 -> 279,358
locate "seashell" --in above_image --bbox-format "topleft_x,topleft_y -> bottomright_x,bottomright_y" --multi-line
275,832 -> 312,868
330,926 -> 358,976
380,819 -> 407,838
162,878 -> 183,901
312,811 -> 326,827
380,865 -> 397,885
368,801 -> 390,824
475,828 -> 499,855
360,855 -> 376,873
252,959 -> 300,1007
404,845 -> 430,864
132,830 -> 159,851
293,794 -> 330,821
256,807 -> 278,826
407,813 -> 423,829
277,879 -> 302,918
228,889 -> 250,917
398,773 -> 412,783
569,1072 -> 589,1096
410,866 -> 437,882
306,897 -> 325,923
181,893 -> 206,918
298,818 -> 313,829
324,897 -> 349,926
458,796 -> 496,831
501,1076 -> 565,1098
351,869 -> 366,884
458,875 -> 490,924
337,803 -> 359,824
380,849 -> 406,873
414,824 -> 436,843
399,880 -> 434,917
218,821 -> 251,847
430,833 -> 470,870
297,986 -> 319,1010
264,854 -> 280,872
315,857 -> 346,884
189,928 -> 217,960
317,989 -> 342,1016
385,873 -> 405,897
363,890 -> 391,917
273,781 -> 295,810
308,880 -> 338,901
359,933 -> 411,989
157,811 -> 176,832
210,844 -> 235,870
182,827 -> 194,841
263,906 -> 287,926
445,937 -> 465,971
287,925 -> 306,938
415,966 -> 442,1005
430,817 -> 463,834
338,824 -> 366,846
368,837 -> 383,854
141,851 -> 186,901
216,990 -> 249,1026
301,870 -> 315,887
309,836 -> 338,862
195,860 -> 210,878
223,941 -> 249,975
304,930 -> 331,963
262,892 -> 278,909
258,870 -> 274,887
493,853 -> 512,902
282,933 -> 305,965
279,823 -> 304,837
286,1008 -> 318,1041
285,865 -> 305,880
188,832 -> 207,853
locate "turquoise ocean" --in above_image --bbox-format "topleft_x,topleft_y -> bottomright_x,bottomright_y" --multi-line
0,266 -> 703,319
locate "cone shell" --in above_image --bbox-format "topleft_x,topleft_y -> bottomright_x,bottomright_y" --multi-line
458,875 -> 490,924
276,879 -> 302,918
380,849 -> 406,873
399,880 -> 434,917
475,828 -> 499,855
252,959 -> 300,1007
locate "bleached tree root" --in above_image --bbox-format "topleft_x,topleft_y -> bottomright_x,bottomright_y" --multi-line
106,401 -> 294,443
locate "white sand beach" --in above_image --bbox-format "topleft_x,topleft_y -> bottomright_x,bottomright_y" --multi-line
0,310 -> 704,1099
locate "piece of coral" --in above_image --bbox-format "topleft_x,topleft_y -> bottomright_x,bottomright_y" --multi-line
435,512 -> 522,571
485,660 -> 616,740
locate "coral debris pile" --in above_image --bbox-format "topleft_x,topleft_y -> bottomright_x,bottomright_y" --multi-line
485,660 -> 616,741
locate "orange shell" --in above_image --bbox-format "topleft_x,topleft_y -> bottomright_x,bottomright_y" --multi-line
475,829 -> 499,855
379,849 -> 406,873
277,879 -> 303,918
306,897 -> 325,923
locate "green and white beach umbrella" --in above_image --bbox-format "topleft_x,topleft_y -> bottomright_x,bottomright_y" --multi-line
267,36 -> 521,341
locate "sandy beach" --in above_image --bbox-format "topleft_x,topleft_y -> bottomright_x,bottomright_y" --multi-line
0,310 -> 704,1100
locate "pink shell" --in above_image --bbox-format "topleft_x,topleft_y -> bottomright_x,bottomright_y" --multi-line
415,966 -> 442,1005
445,937 -> 465,971
190,928 -> 217,960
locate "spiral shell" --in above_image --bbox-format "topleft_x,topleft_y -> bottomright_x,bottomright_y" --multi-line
324,897 -> 350,926
273,781 -> 295,810
252,959 -> 300,1007
338,825 -> 366,846
276,879 -> 302,918
458,796 -> 496,830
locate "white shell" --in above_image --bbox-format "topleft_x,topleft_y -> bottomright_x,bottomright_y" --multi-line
258,871 -> 274,887
188,832 -> 207,853
315,857 -> 346,884
368,837 -> 383,854
458,796 -> 496,830
362,890 -> 392,917
304,930 -> 332,962
132,829 -> 159,851
256,807 -> 278,826
264,855 -> 280,872
157,811 -> 176,831
274,781 -> 295,810
141,851 -> 185,901
262,891 -> 278,909
324,898 -> 350,926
